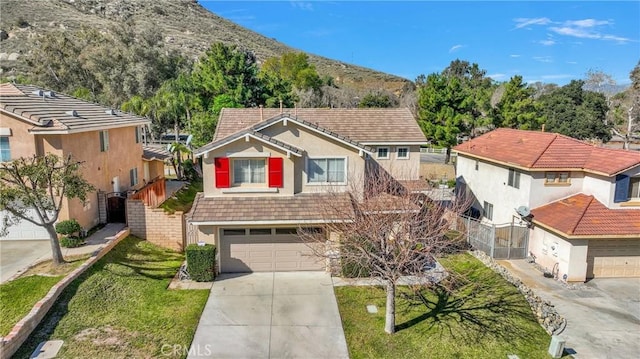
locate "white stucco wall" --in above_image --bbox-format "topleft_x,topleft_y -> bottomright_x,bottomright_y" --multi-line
528,226 -> 589,282
528,172 -> 584,208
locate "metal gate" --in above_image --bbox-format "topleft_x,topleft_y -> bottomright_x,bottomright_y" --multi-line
106,192 -> 126,223
456,216 -> 529,259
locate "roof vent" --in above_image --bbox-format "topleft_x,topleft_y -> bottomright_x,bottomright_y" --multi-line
44,91 -> 55,98
66,110 -> 78,117
32,89 -> 44,96
105,109 -> 116,115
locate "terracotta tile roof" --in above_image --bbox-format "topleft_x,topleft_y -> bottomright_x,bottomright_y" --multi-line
531,194 -> 640,237
142,146 -> 172,161
188,192 -> 354,223
194,129 -> 304,157
0,83 -> 150,132
214,108 -> 426,143
398,179 -> 431,193
453,128 -> 640,176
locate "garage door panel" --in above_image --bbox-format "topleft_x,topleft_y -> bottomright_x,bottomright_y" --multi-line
587,240 -> 640,278
221,228 -> 324,273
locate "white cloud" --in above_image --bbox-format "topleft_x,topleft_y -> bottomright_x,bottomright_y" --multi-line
566,61 -> 578,65
539,39 -> 556,46
290,1 -> 313,11
513,17 -> 552,29
449,44 -> 464,53
510,54 -> 521,58
549,19 -> 632,43
564,19 -> 611,28
533,56 -> 553,63
487,73 -> 506,80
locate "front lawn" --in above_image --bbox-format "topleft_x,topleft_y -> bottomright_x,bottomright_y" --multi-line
335,253 -> 557,359
15,237 -> 209,358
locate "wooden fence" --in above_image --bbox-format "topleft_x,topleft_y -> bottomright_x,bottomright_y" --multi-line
129,177 -> 166,208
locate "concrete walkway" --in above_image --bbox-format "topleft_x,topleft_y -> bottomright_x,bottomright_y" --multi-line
499,259 -> 640,359
0,223 -> 126,283
188,272 -> 349,359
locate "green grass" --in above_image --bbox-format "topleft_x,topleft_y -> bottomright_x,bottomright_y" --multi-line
160,180 -> 203,214
14,237 -> 209,358
0,275 -> 63,336
335,253 -> 560,359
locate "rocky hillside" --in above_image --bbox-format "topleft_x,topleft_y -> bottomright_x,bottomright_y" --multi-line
0,0 -> 410,94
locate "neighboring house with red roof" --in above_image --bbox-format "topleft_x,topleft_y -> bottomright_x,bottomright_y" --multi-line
188,108 -> 427,273
454,128 -> 640,282
0,83 -> 161,239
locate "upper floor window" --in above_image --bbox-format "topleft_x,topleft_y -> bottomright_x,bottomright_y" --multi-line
134,126 -> 142,144
508,168 -> 520,189
0,137 -> 10,162
474,160 -> 479,171
545,172 -> 570,185
130,168 -> 138,187
614,174 -> 640,203
376,147 -> 389,159
233,159 -> 265,184
483,201 -> 494,221
99,130 -> 109,152
308,158 -> 346,184
397,147 -> 409,159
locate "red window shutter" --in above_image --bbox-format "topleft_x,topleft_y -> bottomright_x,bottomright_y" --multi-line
268,157 -> 283,188
214,157 -> 230,188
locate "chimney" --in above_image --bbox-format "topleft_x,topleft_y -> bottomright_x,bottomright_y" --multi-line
541,124 -> 545,132
279,99 -> 283,114
259,105 -> 263,121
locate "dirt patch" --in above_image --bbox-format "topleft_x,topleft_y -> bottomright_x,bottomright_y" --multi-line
420,163 -> 455,181
20,255 -> 89,278
74,326 -> 134,347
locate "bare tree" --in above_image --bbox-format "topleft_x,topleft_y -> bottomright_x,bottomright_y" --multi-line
0,154 -> 94,265
299,169 -> 469,334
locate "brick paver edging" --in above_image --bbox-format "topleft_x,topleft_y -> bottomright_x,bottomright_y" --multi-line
0,228 -> 131,359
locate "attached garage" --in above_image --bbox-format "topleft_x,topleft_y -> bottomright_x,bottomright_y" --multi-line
587,239 -> 640,278
0,210 -> 49,240
219,228 -> 325,273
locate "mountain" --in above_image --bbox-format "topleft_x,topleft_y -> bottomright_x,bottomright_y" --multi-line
0,0 -> 411,95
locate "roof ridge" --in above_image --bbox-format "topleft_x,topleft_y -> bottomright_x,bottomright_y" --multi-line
530,132 -> 558,167
569,194 -> 594,235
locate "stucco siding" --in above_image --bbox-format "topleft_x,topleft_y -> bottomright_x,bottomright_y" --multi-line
371,145 -> 421,180
529,171 -> 585,208
529,226 -> 588,282
0,114 -> 38,159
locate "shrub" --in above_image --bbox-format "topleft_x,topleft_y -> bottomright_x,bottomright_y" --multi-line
55,219 -> 82,236
60,236 -> 84,248
186,244 -> 216,282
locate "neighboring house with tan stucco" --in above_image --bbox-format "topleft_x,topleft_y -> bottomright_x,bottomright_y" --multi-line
0,83 -> 162,240
187,108 -> 427,273
454,128 -> 640,282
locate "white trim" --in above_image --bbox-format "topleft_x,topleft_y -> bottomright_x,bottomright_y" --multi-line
222,187 -> 278,194
0,128 -> 12,136
396,147 -> 409,160
226,151 -> 271,158
27,120 -> 150,134
376,147 -> 390,160
192,219 -> 351,225
363,141 -> 425,146
253,116 -> 373,155
195,132 -> 302,157
305,156 -> 348,185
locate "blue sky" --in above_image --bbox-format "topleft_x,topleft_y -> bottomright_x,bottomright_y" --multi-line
200,1 -> 639,86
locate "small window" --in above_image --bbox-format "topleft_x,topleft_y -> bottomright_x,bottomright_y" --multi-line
275,228 -> 298,235
397,147 -> 409,159
249,228 -> 272,235
545,172 -> 571,185
99,130 -> 109,152
474,160 -> 479,171
134,126 -> 141,144
0,137 -> 10,162
233,159 -> 265,184
376,147 -> 389,159
508,168 -> 520,189
630,177 -> 640,199
130,168 -> 138,187
483,201 -> 494,221
223,229 -> 246,236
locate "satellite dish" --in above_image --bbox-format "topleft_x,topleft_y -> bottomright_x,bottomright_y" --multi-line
516,206 -> 531,217
186,134 -> 193,146
166,143 -> 172,151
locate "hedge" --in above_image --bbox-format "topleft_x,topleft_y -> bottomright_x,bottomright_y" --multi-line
186,244 -> 216,282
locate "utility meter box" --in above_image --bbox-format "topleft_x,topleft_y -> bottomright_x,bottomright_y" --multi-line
548,335 -> 566,358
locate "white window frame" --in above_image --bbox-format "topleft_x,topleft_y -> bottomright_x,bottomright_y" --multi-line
545,171 -> 571,185
232,158 -> 266,185
508,168 -> 520,189
376,147 -> 389,159
396,147 -> 409,160
130,167 -> 138,187
134,126 -> 142,144
0,136 -> 10,162
630,176 -> 640,199
99,130 -> 109,152
483,201 -> 494,221
306,157 -> 348,185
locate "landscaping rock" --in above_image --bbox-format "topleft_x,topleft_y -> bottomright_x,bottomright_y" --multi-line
469,250 -> 567,335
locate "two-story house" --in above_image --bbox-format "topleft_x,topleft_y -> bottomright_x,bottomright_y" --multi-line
0,83 -> 158,240
454,128 -> 640,281
187,107 -> 427,273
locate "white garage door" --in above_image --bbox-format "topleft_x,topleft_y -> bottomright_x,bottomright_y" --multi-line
220,228 -> 325,273
587,239 -> 640,278
0,210 -> 49,240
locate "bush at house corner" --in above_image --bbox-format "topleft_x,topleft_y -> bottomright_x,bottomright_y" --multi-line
56,219 -> 84,248
186,244 -> 216,281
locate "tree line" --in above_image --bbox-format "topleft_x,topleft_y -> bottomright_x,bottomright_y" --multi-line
12,25 -> 639,152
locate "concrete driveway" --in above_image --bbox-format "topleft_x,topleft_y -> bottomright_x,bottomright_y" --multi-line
0,240 -> 50,283
188,272 -> 349,359
501,259 -> 640,359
